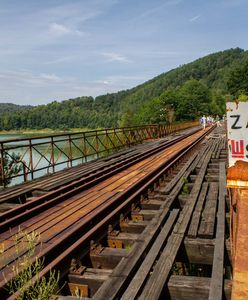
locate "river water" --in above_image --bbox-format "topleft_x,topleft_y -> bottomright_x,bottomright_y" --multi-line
0,133 -> 96,186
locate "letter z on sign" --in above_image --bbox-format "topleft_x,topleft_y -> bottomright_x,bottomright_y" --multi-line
227,101 -> 248,167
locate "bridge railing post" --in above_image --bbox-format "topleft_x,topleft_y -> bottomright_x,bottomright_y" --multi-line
0,143 -> 5,187
68,134 -> 73,168
29,139 -> 34,180
51,136 -> 55,173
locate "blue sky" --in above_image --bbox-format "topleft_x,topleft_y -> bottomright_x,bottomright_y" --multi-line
0,0 -> 247,105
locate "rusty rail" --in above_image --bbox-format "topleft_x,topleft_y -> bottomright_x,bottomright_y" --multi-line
0,122 -> 197,187
0,125 -> 212,300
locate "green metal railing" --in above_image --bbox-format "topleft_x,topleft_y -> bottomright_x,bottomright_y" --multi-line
0,122 -> 198,186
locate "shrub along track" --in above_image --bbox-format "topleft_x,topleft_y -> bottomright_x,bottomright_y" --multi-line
0,126 -> 225,299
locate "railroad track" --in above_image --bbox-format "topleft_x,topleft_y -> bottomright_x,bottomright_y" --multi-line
0,127 -> 202,222
0,126 -> 231,299
0,127 -> 200,212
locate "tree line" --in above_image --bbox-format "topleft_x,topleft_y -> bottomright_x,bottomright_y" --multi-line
0,48 -> 247,131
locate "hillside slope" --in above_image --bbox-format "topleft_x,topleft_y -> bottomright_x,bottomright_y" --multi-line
0,103 -> 32,113
95,47 -> 247,112
0,48 -> 247,130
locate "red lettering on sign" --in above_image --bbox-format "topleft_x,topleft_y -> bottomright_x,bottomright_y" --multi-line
230,139 -> 245,158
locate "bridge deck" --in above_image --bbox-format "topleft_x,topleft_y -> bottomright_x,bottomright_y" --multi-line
0,126 -> 231,300
0,130 -> 204,275
0,127 -> 198,210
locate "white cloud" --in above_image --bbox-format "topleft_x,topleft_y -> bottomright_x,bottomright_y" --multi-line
100,52 -> 131,63
48,23 -> 84,37
74,30 -> 84,36
49,23 -> 70,35
0,70 -> 137,104
95,80 -> 111,85
44,56 -> 76,65
39,73 -> 62,82
94,75 -> 149,89
0,70 -> 76,103
141,50 -> 185,57
135,0 -> 183,20
189,15 -> 201,22
0,68 -> 150,104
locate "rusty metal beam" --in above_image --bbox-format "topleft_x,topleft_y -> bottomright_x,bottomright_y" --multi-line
231,189 -> 248,300
0,122 -> 197,186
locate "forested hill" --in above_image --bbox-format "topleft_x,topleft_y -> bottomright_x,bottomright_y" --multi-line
1,48 -> 248,131
0,103 -> 32,113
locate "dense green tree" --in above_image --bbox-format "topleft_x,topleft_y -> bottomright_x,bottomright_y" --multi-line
178,79 -> 211,119
209,92 -> 225,116
159,89 -> 181,121
133,98 -> 163,125
227,59 -> 248,96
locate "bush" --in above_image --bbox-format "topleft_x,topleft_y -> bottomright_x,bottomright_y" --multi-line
2,229 -> 60,300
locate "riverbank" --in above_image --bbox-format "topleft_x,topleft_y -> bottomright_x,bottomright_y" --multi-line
0,128 -> 95,135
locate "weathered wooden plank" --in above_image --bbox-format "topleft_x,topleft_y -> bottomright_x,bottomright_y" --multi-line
121,209 -> 179,300
161,143 -> 211,197
120,220 -> 149,234
132,209 -> 157,221
139,151 -> 213,300
140,199 -> 163,210
50,296 -> 90,300
183,237 -> 215,265
208,162 -> 226,300
90,247 -> 128,269
198,182 -> 218,238
168,275 -> 231,300
68,268 -> 111,297
107,232 -> 139,248
0,203 -> 20,213
214,137 -> 225,159
93,204 -> 172,300
160,152 -> 198,194
187,182 -> 208,238
183,238 -> 231,265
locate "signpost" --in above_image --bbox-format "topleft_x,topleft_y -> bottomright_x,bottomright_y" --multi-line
226,101 -> 248,300
227,101 -> 248,167
226,101 -> 248,188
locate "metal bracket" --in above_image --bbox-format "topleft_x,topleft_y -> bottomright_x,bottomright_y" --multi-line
69,258 -> 82,274
68,282 -> 88,297
108,239 -> 123,249
90,242 -> 104,255
131,213 -> 144,222
69,265 -> 86,276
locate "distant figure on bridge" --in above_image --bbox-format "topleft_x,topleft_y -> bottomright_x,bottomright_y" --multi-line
215,115 -> 221,127
200,115 -> 206,129
207,115 -> 214,125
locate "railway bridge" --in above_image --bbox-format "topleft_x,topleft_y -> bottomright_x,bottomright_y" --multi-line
0,122 -> 243,299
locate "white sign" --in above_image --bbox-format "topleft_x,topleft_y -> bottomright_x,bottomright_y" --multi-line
226,101 -> 248,167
